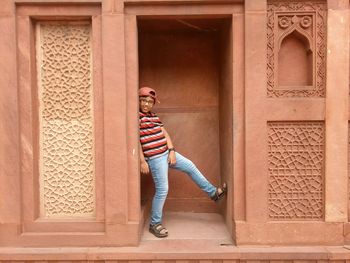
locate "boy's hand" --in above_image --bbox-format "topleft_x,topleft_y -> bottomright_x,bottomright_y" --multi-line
168,151 -> 176,166
140,160 -> 150,174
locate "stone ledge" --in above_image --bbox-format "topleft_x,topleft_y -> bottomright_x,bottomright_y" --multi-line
1,245 -> 350,261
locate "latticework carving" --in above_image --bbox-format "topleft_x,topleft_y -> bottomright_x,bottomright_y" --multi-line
267,2 -> 326,97
268,122 -> 324,219
38,23 -> 95,217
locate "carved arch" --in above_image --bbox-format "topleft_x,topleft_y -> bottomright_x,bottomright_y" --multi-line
278,27 -> 313,52
277,29 -> 314,86
266,2 -> 326,97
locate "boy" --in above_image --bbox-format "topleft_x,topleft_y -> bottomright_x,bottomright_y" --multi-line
139,87 -> 227,238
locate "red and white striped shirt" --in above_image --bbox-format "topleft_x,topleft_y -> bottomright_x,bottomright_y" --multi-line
139,111 -> 168,159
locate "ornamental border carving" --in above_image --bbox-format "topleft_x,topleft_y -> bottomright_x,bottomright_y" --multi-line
267,2 -> 326,98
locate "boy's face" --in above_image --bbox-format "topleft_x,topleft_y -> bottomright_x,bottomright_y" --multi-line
139,96 -> 155,113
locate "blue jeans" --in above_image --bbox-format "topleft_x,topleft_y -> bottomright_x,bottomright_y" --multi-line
147,151 -> 217,225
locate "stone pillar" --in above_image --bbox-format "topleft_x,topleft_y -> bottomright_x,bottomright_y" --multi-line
244,0 -> 268,222
325,0 -> 349,222
0,0 -> 20,244
232,12 -> 246,223
124,13 -> 140,223
101,6 -> 129,227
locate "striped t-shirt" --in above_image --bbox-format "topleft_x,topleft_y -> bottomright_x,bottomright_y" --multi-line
139,111 -> 168,159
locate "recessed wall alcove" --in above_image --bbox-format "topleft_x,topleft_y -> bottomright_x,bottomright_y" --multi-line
137,16 -> 233,242
278,30 -> 314,88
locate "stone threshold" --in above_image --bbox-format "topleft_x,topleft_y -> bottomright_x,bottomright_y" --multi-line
0,245 -> 350,261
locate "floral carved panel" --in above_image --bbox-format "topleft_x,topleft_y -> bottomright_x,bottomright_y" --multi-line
37,23 -> 95,217
268,122 -> 324,220
267,2 -> 326,97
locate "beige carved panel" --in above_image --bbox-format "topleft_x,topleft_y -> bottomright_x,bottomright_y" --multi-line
37,23 -> 95,217
267,2 -> 326,97
268,122 -> 324,219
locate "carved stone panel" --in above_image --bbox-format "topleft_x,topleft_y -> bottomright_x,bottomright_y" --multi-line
37,23 -> 95,217
267,2 -> 326,97
268,122 -> 324,219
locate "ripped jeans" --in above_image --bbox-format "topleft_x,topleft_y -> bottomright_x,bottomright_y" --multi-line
147,151 -> 216,225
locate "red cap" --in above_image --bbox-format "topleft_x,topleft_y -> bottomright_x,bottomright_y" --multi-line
139,87 -> 159,103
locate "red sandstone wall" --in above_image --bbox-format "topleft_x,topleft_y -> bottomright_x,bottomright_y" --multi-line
0,0 -> 350,252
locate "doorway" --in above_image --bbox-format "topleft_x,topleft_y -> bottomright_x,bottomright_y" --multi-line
138,16 -> 233,241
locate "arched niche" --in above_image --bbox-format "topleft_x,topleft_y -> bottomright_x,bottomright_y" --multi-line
278,29 -> 313,87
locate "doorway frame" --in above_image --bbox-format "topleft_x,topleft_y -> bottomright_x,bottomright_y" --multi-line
123,2 -> 245,242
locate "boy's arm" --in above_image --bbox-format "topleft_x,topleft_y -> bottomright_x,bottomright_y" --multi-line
139,142 -> 150,174
161,127 -> 174,149
161,127 -> 176,165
